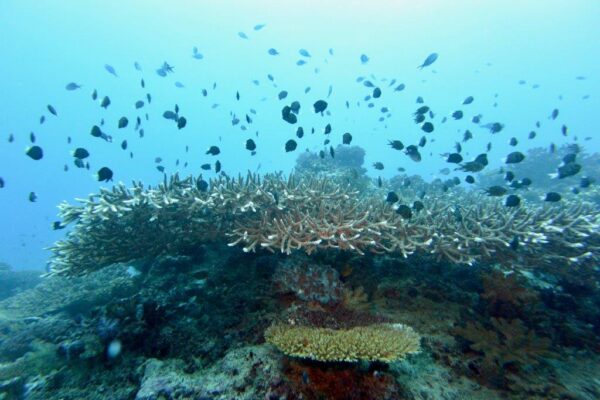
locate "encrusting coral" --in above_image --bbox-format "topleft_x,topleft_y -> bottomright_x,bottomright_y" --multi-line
47,172 -> 600,276
264,323 -> 421,363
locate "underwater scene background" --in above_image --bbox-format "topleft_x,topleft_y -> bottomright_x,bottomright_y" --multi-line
1,1 -> 600,399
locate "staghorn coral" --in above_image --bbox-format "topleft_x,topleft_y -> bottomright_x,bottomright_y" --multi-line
264,322 -> 421,363
48,172 -> 600,276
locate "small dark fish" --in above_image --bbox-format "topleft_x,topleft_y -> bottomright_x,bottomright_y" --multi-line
562,153 -> 577,164
462,96 -> 474,105
413,200 -> 424,212
543,192 -> 561,202
342,132 -> 352,145
8,133 -> 14,143
135,100 -> 144,109
74,159 -> 85,168
394,83 -> 406,92
414,114 -> 425,124
298,48 -> 311,57
446,153 -> 463,164
561,125 -> 568,136
418,53 -> 438,69
52,221 -> 65,230
28,192 -> 37,202
554,163 -> 581,179
281,106 -> 297,124
319,150 -> 325,159
29,132 -> 36,143
509,137 -> 518,146
329,146 -> 335,158
421,122 -> 434,133
290,101 -> 301,114
156,165 -> 165,173
146,93 -> 152,103
475,153 -> 488,166
104,64 -> 118,77
483,122 -> 504,134
192,46 -> 203,59
472,115 -> 481,124
206,146 -> 221,155
121,140 -> 127,150
100,96 -> 111,109
0,177 -> 4,188
377,176 -> 382,188
505,171 -> 515,182
65,82 -> 81,91
72,148 -> 90,159
460,161 -> 485,173
504,194 -> 521,207
215,160 -> 222,173
580,177 -> 594,188
396,204 -> 412,219
245,139 -> 256,151
419,136 -> 427,147
550,108 -> 559,120
373,162 -> 384,170
405,145 -> 422,162
91,89 -> 98,100
238,31 -> 248,39
96,167 -> 113,182
504,151 -> 525,164
388,140 -> 404,150
360,54 -> 369,64
452,110 -> 463,120
528,131 -> 537,139
254,23 -> 266,31
134,61 -> 142,71
485,186 -> 507,196
363,80 -> 374,88
47,104 -> 57,116
177,117 -> 187,129
313,100 -> 328,114
163,111 -> 178,121
26,146 -> 43,160
324,123 -> 332,134
465,175 -> 475,184
118,117 -> 128,129
372,87 -> 382,98
285,139 -> 297,152
278,90 -> 288,100
386,191 -> 399,203
415,106 -> 429,115
201,163 -> 211,171
268,48 -> 279,56
296,59 -> 307,66
140,79 -> 145,88
455,142 -> 462,153
296,127 -> 304,139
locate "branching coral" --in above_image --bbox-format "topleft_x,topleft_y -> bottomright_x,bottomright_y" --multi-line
264,323 -> 421,363
48,172 -> 600,276
454,318 -> 553,369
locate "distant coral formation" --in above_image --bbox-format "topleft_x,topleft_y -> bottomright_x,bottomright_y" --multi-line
264,323 -> 421,363
48,172 -> 600,276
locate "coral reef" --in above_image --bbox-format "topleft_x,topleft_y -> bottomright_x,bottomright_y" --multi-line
48,172 -> 600,276
264,323 -> 421,363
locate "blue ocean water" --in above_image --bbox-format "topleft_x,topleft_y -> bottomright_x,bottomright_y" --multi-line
0,0 -> 599,270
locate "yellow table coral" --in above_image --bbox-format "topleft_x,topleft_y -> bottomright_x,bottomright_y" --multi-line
265,323 -> 421,363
